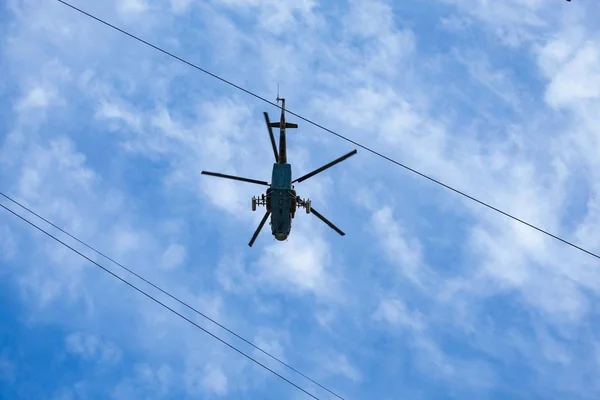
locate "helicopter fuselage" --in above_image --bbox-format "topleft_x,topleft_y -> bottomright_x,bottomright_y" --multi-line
267,163 -> 295,241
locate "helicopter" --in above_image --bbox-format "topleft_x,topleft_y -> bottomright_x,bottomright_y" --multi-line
201,97 -> 357,247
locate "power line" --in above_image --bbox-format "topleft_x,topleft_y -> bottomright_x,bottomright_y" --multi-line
0,192 -> 345,400
0,200 -> 322,400
56,0 -> 600,262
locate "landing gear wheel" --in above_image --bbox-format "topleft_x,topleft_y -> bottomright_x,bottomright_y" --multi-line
252,198 -> 257,211
305,200 -> 311,214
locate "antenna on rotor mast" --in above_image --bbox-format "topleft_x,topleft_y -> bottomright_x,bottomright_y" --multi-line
276,83 -> 281,103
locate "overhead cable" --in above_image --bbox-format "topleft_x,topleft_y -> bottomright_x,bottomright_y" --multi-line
0,192 -> 344,399
0,198 -> 324,400
56,0 -> 600,262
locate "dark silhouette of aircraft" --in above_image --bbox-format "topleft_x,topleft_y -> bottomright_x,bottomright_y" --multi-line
202,98 -> 357,247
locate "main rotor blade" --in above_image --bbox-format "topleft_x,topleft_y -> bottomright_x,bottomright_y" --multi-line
201,171 -> 269,186
249,210 -> 271,247
310,207 -> 345,236
292,149 -> 357,184
264,112 -> 279,163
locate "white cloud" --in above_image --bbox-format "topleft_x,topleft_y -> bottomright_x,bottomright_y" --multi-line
15,86 -> 60,110
160,243 -> 186,270
544,41 -> 600,108
414,336 -> 497,389
255,228 -> 339,300
216,223 -> 344,301
112,363 -> 174,399
538,330 -> 571,365
320,353 -> 362,383
213,0 -> 318,34
373,298 -> 425,332
201,364 -> 228,396
65,332 -> 122,365
95,99 -> 142,132
14,137 -> 98,203
111,226 -> 142,258
369,206 -> 423,281
253,330 -> 287,362
170,0 -> 194,14
342,0 -> 395,38
452,48 -> 523,109
440,0 -> 550,47
117,0 -> 148,15
184,361 -> 228,397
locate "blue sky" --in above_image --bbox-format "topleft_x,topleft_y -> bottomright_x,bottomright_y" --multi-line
1,0 -> 600,399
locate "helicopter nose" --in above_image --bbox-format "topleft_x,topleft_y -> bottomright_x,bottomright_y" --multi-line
275,233 -> 288,241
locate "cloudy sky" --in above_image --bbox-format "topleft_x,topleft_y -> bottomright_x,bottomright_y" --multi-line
1,0 -> 600,399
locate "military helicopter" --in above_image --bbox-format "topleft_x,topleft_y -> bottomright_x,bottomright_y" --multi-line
201,97 -> 357,247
